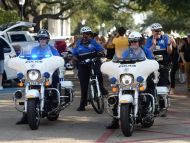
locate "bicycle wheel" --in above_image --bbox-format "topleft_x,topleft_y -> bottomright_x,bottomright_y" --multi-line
88,81 -> 104,114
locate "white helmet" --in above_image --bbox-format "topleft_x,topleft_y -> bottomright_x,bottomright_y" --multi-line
151,23 -> 163,30
128,31 -> 142,41
80,26 -> 92,33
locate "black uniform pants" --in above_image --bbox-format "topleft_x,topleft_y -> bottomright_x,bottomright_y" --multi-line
158,65 -> 170,86
170,62 -> 179,88
52,70 -> 60,88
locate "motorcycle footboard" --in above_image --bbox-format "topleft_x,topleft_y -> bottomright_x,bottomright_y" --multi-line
60,81 -> 74,103
156,86 -> 170,108
156,86 -> 169,95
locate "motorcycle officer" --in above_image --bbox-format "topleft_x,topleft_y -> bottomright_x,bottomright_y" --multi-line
144,23 -> 172,86
72,26 -> 108,111
16,29 -> 61,124
106,31 -> 155,129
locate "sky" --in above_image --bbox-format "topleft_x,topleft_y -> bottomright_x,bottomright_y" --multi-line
132,13 -> 147,25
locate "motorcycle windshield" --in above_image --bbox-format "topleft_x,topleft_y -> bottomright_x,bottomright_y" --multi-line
19,45 -> 53,60
113,56 -> 146,64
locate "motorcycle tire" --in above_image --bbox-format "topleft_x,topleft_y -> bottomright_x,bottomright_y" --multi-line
120,103 -> 134,137
88,82 -> 104,114
27,98 -> 40,130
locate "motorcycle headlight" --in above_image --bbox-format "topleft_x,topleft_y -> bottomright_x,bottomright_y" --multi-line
120,74 -> 134,86
27,70 -> 41,81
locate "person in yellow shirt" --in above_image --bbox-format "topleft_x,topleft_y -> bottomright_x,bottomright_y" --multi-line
112,27 -> 129,58
105,34 -> 116,60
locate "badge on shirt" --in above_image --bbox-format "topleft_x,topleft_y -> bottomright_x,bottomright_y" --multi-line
156,45 -> 160,50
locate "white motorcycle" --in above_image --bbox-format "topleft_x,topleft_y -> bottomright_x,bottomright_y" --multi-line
8,46 -> 74,130
101,56 -> 170,137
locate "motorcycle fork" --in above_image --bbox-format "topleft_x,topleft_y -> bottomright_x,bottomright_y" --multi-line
24,84 -> 44,113
24,84 -> 29,112
117,89 -> 138,119
40,85 -> 45,112
134,90 -> 139,118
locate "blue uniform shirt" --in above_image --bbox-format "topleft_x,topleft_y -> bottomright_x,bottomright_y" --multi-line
144,34 -> 169,50
32,44 -> 60,56
144,34 -> 171,64
72,39 -> 104,58
122,47 -> 154,60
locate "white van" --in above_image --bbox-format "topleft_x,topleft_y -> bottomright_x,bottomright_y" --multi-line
0,35 -> 17,83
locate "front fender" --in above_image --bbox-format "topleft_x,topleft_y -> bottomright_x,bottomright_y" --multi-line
26,89 -> 40,99
119,94 -> 133,104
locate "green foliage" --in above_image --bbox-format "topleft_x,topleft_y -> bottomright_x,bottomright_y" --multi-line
0,0 -> 190,34
140,0 -> 190,33
0,9 -> 20,24
71,0 -> 136,35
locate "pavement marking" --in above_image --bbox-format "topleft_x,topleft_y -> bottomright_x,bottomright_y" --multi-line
95,129 -> 116,143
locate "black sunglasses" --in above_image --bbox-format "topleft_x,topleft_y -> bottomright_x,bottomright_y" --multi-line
130,40 -> 138,43
38,37 -> 47,40
83,32 -> 91,35
154,30 -> 161,33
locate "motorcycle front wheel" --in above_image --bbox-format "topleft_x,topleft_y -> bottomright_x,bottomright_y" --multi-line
120,103 -> 134,137
27,98 -> 40,130
88,82 -> 104,114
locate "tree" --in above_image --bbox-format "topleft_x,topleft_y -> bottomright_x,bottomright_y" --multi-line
0,0 -> 82,32
0,8 -> 20,24
71,0 -> 136,35
137,1 -> 190,33
1,0 -> 190,33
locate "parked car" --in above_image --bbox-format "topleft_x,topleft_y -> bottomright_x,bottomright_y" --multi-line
0,35 -> 17,85
0,21 -> 38,51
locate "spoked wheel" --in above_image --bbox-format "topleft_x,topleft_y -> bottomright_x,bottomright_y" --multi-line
88,82 -> 104,114
120,103 -> 134,137
27,98 -> 40,130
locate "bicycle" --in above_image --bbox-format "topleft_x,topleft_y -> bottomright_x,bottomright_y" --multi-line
80,57 -> 104,114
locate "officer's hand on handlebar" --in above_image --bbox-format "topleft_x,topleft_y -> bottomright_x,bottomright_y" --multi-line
97,51 -> 105,57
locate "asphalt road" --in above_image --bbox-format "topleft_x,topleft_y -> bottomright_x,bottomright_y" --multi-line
0,71 -> 190,143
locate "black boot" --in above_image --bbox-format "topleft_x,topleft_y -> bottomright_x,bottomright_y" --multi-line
16,114 -> 28,125
77,106 -> 85,111
106,118 -> 119,129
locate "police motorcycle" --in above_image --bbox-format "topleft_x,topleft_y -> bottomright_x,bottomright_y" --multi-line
8,46 -> 74,130
152,46 -> 171,116
101,55 -> 169,137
